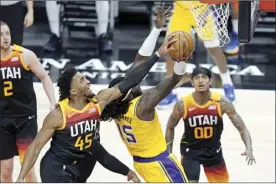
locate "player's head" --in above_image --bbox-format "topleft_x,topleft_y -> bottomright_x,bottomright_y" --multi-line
0,21 -> 11,50
191,67 -> 212,92
100,76 -> 142,121
57,67 -> 93,101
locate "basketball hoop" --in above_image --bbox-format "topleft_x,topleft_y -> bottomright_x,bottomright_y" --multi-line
182,0 -> 232,47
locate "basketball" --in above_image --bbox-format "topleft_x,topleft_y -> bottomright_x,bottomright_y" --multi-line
168,31 -> 195,61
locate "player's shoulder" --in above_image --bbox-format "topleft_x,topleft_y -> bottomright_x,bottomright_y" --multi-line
182,92 -> 193,101
44,104 -> 64,128
211,91 -> 222,101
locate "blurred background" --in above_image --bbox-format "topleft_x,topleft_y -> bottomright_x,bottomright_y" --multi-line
2,1 -> 276,90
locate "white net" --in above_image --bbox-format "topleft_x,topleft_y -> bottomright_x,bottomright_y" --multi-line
183,1 -> 230,47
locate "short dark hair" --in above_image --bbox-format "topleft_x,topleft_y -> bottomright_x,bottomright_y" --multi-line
57,67 -> 77,101
191,67 -> 212,79
100,77 -> 131,122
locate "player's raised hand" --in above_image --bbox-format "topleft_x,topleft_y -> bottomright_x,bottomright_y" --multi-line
155,2 -> 173,29
157,33 -> 177,57
241,149 -> 256,165
127,170 -> 141,183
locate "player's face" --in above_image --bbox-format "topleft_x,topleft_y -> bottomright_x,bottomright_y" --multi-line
0,25 -> 11,50
71,72 -> 92,97
192,74 -> 211,92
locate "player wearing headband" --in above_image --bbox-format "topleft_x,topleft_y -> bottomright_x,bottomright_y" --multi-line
165,67 -> 255,182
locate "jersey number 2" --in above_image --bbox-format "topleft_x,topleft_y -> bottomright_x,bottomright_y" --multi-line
74,133 -> 92,150
194,127 -> 213,139
4,81 -> 13,96
116,124 -> 137,144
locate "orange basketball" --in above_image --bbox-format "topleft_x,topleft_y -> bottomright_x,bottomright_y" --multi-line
168,31 -> 195,61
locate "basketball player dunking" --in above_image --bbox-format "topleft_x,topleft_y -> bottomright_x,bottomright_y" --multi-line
165,67 -> 256,182
16,30 -> 175,182
0,21 -> 56,182
99,5 -> 191,180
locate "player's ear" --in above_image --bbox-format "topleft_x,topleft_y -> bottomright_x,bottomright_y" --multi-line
191,80 -> 194,86
209,78 -> 212,86
70,89 -> 77,95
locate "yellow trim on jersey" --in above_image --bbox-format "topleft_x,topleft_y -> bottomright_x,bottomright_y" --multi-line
133,96 -> 155,122
1,51 -> 12,61
14,44 -> 30,71
182,97 -> 187,119
56,103 -> 67,130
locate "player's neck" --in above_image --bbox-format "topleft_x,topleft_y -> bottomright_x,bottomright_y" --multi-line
1,46 -> 12,59
193,91 -> 211,105
68,97 -> 89,111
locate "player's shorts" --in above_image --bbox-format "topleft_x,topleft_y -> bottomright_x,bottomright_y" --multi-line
0,114 -> 37,162
40,151 -> 81,182
181,145 -> 229,182
167,1 -> 220,48
133,151 -> 188,182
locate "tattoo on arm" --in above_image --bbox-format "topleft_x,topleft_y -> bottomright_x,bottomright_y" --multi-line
141,73 -> 183,111
165,100 -> 184,153
221,97 -> 253,150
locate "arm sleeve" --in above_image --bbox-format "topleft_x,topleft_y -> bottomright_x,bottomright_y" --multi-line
90,140 -> 129,176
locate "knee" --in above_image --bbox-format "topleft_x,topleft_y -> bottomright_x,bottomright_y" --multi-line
1,163 -> 13,180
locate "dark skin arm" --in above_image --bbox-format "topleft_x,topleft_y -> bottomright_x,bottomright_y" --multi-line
16,107 -> 64,181
135,55 -> 188,121
165,100 -> 184,153
220,97 -> 256,165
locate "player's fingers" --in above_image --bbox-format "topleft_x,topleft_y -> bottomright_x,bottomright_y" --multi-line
164,5 -> 172,15
161,2 -> 165,11
167,39 -> 178,46
166,12 -> 173,19
156,5 -> 161,14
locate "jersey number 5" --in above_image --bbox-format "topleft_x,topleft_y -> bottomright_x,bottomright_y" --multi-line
116,124 -> 137,144
194,127 -> 213,139
4,81 -> 13,96
74,133 -> 92,150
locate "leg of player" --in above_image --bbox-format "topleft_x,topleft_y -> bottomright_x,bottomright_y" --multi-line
44,1 -> 62,52
203,39 -> 236,102
95,1 -> 112,54
16,116 -> 38,182
1,158 -> 14,182
181,149 -> 201,182
203,160 -> 229,182
223,2 -> 239,55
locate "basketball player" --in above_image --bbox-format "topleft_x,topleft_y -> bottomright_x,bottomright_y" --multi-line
223,3 -> 240,55
66,4 -> 173,182
44,1 -> 112,54
99,37 -> 191,183
0,21 -> 56,182
158,1 -> 235,109
165,67 -> 256,182
16,35 -> 175,182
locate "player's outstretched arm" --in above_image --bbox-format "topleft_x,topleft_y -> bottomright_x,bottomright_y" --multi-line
90,140 -> 140,182
23,48 -> 56,111
127,3 -> 172,75
166,100 -> 184,153
220,97 -> 256,165
16,107 -> 63,182
96,39 -> 176,111
137,56 -> 188,114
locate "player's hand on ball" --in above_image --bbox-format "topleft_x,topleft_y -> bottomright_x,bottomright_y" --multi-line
241,149 -> 256,165
155,2 -> 173,29
127,170 -> 141,183
157,34 -> 177,57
